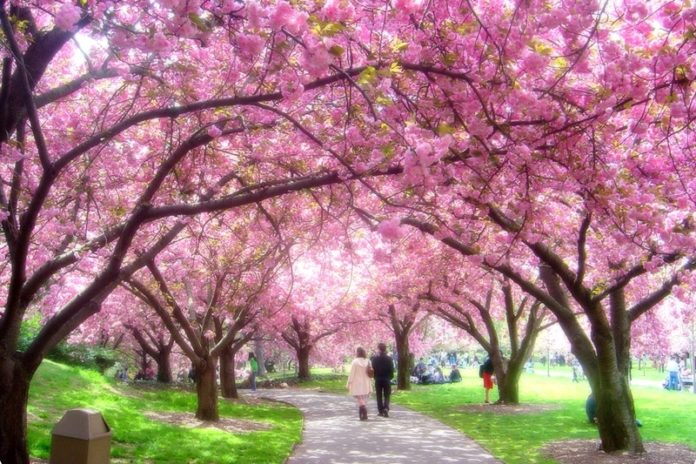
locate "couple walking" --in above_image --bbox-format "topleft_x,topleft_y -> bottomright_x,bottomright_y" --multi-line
346,343 -> 394,421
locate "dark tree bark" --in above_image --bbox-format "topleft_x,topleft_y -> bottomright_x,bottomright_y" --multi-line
156,347 -> 173,383
0,356 -> 31,464
297,347 -> 311,381
137,349 -> 148,374
538,263 -> 644,452
217,325 -> 254,398
195,357 -> 219,421
394,328 -> 412,390
125,268 -> 260,421
220,346 -> 238,399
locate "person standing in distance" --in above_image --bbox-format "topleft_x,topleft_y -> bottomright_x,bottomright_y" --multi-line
479,356 -> 495,403
371,343 -> 394,417
248,352 -> 259,392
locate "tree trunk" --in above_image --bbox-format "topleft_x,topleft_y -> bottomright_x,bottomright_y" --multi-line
156,349 -> 173,383
395,332 -> 411,390
0,357 -> 31,464
496,330 -> 538,404
255,337 -> 267,376
611,289 -> 632,378
195,358 -> 219,421
497,358 -> 526,404
591,328 -> 644,453
139,350 -> 148,373
593,368 -> 643,452
536,259 -> 643,453
489,349 -> 507,404
297,348 -> 311,381
220,347 -> 238,399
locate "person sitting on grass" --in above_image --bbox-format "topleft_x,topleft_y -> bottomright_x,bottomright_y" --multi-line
585,393 -> 597,424
430,366 -> 446,384
449,365 -> 462,383
586,393 -> 642,427
413,358 -> 427,383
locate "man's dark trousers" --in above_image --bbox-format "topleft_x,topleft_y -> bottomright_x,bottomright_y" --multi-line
375,377 -> 391,414
372,352 -> 394,415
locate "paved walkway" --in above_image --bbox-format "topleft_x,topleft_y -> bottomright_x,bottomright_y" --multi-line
260,389 -> 502,464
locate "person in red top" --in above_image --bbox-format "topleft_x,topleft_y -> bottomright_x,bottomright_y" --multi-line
480,357 -> 495,403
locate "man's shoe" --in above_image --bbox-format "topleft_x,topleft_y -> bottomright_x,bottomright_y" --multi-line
383,410 -> 389,418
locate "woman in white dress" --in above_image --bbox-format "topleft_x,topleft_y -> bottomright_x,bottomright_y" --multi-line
346,346 -> 372,420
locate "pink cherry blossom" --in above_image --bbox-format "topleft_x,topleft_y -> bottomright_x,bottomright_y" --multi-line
54,4 -> 81,31
377,219 -> 405,241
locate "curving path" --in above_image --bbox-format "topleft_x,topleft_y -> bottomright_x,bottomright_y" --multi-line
260,389 -> 503,464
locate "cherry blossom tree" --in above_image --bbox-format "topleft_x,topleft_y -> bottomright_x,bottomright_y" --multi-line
422,269 -> 548,404
124,310 -> 175,383
1,0 -> 695,461
0,1 -> 407,459
361,0 -> 695,453
122,214 -> 284,419
365,232 -> 435,390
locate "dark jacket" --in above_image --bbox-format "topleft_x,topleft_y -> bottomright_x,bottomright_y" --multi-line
371,353 -> 394,380
479,357 -> 494,377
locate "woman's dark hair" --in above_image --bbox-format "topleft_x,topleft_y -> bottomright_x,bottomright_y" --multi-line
356,347 -> 367,358
249,352 -> 256,360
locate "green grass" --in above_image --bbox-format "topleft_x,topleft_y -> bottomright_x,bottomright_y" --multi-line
532,363 -> 669,383
303,366 -> 696,464
28,360 -> 302,463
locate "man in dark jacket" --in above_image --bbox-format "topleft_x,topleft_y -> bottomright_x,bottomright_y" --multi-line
371,343 -> 394,417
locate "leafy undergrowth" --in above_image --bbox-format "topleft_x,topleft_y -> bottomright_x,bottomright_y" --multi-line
302,366 -> 696,464
28,360 -> 302,463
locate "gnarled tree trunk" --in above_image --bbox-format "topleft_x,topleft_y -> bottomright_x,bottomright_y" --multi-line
297,347 -> 311,381
195,357 -> 219,421
220,346 -> 238,399
156,347 -> 173,383
589,308 -> 644,453
493,355 -> 524,404
394,330 -> 411,390
0,356 -> 31,464
539,265 -> 644,453
386,303 -> 421,390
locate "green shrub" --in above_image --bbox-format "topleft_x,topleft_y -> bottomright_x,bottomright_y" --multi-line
48,342 -> 118,373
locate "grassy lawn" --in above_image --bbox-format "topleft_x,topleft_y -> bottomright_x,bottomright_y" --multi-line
531,363 -> 669,383
302,366 -> 696,464
28,360 -> 302,463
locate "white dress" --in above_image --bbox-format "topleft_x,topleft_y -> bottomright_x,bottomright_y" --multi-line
346,357 -> 372,397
